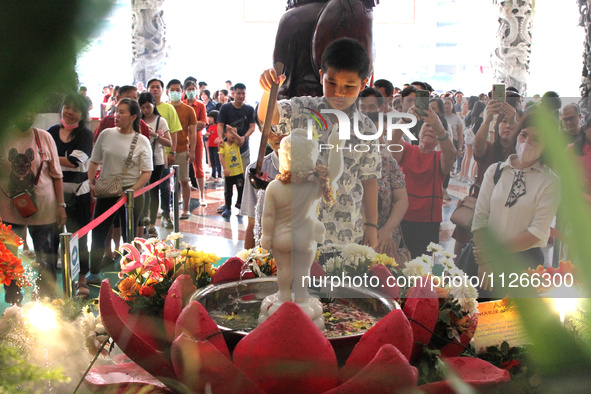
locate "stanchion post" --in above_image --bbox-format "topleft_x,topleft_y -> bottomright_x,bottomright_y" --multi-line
60,232 -> 73,298
172,164 -> 180,249
125,189 -> 135,243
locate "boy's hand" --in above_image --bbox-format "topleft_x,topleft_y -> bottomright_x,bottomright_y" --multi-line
223,168 -> 230,177
259,68 -> 286,92
363,227 -> 378,250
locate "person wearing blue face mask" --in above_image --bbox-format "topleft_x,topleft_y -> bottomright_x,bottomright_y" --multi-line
183,80 -> 207,205
167,79 -> 198,218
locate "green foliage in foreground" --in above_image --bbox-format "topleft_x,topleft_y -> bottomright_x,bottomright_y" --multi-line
480,109 -> 591,385
0,345 -> 69,393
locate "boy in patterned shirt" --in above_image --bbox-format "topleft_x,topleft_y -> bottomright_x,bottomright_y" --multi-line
258,38 -> 381,247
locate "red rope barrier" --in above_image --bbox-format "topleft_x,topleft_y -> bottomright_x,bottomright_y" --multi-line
72,169 -> 175,239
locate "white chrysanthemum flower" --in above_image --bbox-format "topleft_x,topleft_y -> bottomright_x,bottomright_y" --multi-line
447,267 -> 464,277
460,297 -> 479,316
166,232 -> 183,241
236,249 -> 251,261
341,243 -> 377,262
402,258 -> 431,277
80,310 -> 109,357
444,251 -> 456,259
324,256 -> 344,275
168,250 -> 181,259
450,282 -> 478,315
427,242 -> 444,253
145,237 -> 159,245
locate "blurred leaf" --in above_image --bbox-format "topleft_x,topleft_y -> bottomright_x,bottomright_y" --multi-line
479,106 -> 591,376
0,0 -> 115,136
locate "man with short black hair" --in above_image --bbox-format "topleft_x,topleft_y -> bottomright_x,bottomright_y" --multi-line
218,83 -> 255,173
561,103 -> 582,143
184,80 -> 208,204
167,79 -> 198,217
147,78 -> 182,228
79,86 -> 93,112
198,81 -> 207,96
215,89 -> 230,111
225,80 -> 232,90
373,79 -> 394,112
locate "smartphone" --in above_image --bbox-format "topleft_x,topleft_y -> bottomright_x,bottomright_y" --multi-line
415,89 -> 430,116
492,84 -> 506,103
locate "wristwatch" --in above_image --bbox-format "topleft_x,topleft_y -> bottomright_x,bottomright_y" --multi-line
58,203 -> 67,208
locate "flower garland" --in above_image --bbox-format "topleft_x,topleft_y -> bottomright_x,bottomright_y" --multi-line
276,164 -> 336,206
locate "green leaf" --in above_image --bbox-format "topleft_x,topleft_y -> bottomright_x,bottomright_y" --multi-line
501,341 -> 510,356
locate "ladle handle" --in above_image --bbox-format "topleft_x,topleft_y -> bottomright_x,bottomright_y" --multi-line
255,62 -> 284,175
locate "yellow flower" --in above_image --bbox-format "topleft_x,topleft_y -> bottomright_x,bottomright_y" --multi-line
374,253 -> 398,268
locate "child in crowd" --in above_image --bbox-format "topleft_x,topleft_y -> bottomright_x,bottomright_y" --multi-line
218,126 -> 244,218
258,38 -> 381,247
206,110 -> 222,180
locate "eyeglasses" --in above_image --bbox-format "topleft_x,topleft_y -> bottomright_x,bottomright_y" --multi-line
563,116 -> 578,123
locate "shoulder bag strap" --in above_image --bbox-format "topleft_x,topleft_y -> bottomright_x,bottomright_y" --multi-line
493,161 -> 503,185
122,132 -> 140,175
33,128 -> 44,186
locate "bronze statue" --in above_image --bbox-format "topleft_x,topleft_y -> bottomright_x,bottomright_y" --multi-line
274,0 -> 378,99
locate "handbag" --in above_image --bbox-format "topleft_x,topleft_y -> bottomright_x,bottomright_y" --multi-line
450,162 -> 504,230
95,132 -> 139,198
450,184 -> 479,230
11,191 -> 38,218
456,240 -> 478,278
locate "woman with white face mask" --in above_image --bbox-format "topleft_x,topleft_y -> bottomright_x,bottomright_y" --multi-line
472,111 -> 561,292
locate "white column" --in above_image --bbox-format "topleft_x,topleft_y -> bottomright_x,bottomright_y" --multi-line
490,0 -> 535,96
131,0 -> 168,86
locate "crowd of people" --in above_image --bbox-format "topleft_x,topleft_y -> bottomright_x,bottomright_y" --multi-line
0,36 -> 579,303
0,76 -> 256,301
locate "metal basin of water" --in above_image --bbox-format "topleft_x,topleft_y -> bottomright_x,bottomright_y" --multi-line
192,277 -> 399,364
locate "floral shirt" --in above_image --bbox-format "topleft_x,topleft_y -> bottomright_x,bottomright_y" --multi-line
377,150 -> 406,249
276,96 -> 382,245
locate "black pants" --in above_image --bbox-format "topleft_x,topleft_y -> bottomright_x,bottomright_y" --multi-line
400,220 -> 440,258
90,192 -> 144,275
65,192 -> 92,276
4,222 -> 59,303
224,174 -> 244,209
148,164 -> 164,225
209,146 -> 221,178
160,167 -> 171,215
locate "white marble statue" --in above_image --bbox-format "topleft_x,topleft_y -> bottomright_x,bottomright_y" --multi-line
259,127 -> 344,330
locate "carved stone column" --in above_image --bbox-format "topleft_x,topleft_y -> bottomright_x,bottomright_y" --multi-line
490,0 -> 534,96
131,0 -> 168,86
578,0 -> 591,115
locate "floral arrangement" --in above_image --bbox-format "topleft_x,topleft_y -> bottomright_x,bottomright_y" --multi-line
317,242 -> 478,355
525,260 -> 577,294
237,246 -> 277,277
116,234 -> 219,315
0,219 -> 30,288
318,243 -> 398,277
